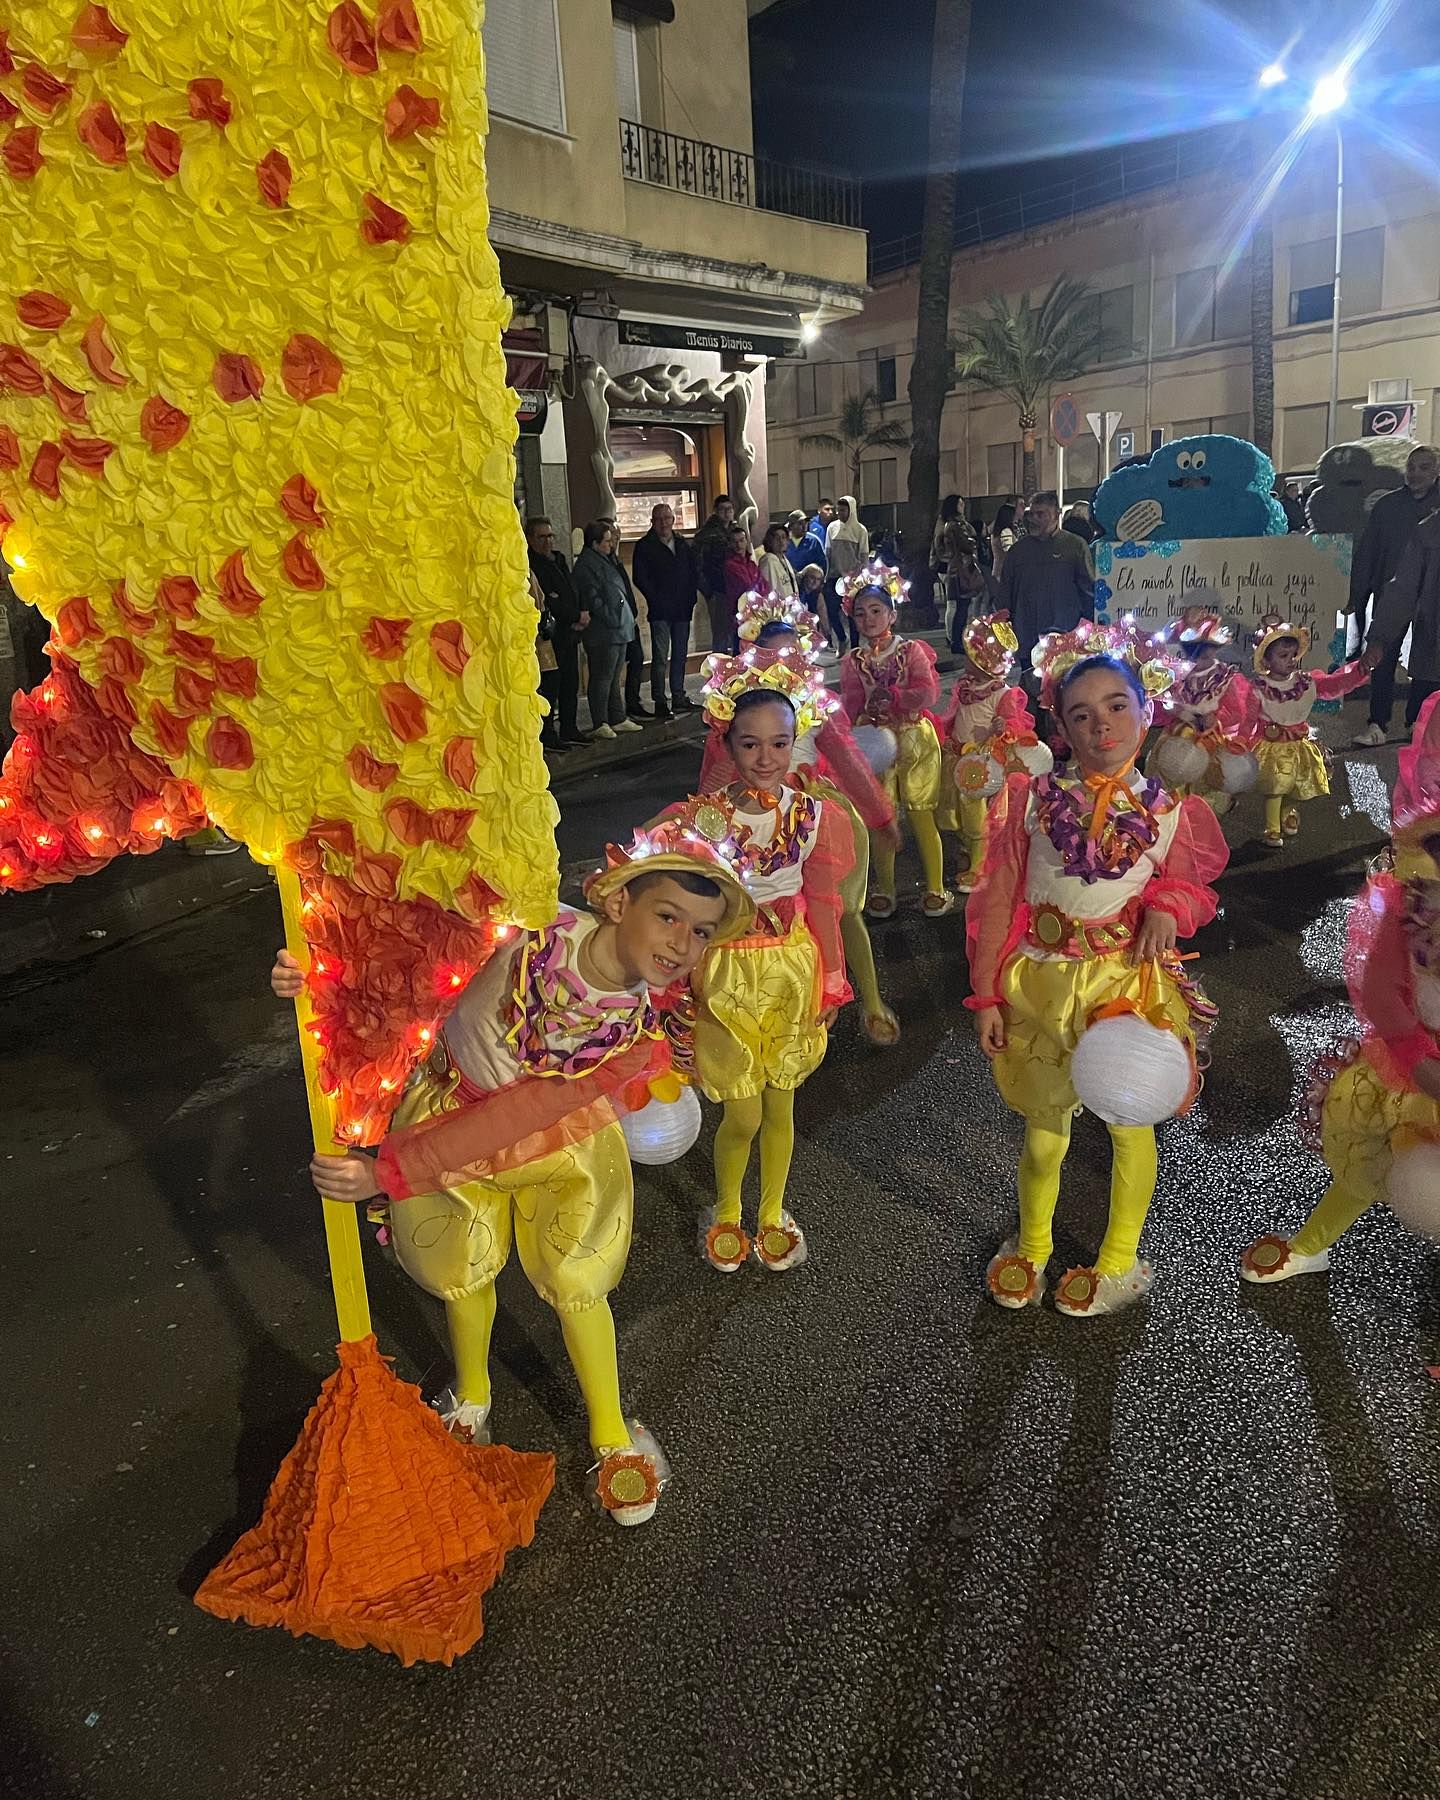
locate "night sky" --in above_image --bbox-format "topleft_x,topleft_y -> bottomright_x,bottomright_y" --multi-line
749,0 -> 1426,252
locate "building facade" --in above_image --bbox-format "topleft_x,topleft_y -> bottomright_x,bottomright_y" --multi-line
765,132 -> 1440,525
481,0 -> 866,552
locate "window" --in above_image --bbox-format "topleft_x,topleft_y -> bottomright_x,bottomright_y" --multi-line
861,458 -> 897,504
767,362 -> 794,426
1077,285 -> 1136,360
1171,412 -> 1250,440
1282,399 -> 1364,470
799,467 -> 829,512
986,442 -> 1018,496
1175,265 -> 1248,347
482,0 -> 565,133
768,472 -> 782,516
1288,228 -> 1385,325
859,345 -> 898,404
794,361 -> 830,420
612,17 -> 640,123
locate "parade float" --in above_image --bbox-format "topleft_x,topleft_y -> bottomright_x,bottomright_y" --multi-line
0,0 -> 559,1662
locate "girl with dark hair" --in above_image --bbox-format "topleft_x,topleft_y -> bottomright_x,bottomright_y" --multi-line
967,625 -> 1228,1318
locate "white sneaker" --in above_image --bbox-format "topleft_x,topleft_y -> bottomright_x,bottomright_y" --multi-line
434,1386 -> 492,1445
592,722 -> 617,739
1352,722 -> 1387,748
986,1235 -> 1046,1310
1053,1258 -> 1154,1317
1240,1235 -> 1331,1284
593,1420 -> 669,1527
614,718 -> 643,734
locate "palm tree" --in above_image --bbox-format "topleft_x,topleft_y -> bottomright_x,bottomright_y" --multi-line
905,0 -> 973,625
950,276 -> 1111,494
800,388 -> 911,499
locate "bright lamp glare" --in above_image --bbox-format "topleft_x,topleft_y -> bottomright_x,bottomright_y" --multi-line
800,319 -> 819,344
1258,62 -> 1287,87
1310,70 -> 1349,115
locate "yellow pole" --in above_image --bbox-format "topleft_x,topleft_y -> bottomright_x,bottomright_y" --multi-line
275,863 -> 373,1343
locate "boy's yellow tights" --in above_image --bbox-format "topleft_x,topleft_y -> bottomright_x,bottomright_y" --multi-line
1264,794 -> 1287,836
871,808 -> 945,899
1290,1177 -> 1372,1257
1017,1111 -> 1158,1276
714,1086 -> 797,1231
840,910 -> 885,1022
446,1285 -> 629,1453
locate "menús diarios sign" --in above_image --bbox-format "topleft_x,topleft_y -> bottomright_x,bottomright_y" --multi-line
1094,534 -> 1354,667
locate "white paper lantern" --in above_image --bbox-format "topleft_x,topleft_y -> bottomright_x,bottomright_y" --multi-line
952,751 -> 1005,801
1071,1015 -> 1193,1126
851,724 -> 899,776
1385,1141 -> 1440,1240
1010,739 -> 1055,778
1151,732 -> 1210,788
620,1085 -> 703,1166
1219,748 -> 1259,794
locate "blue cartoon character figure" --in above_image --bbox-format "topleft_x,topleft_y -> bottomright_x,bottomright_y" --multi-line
1093,435 -> 1288,543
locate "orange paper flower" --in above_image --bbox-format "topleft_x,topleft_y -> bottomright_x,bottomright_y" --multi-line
72,5 -> 129,54
360,616 -> 409,659
347,746 -> 400,791
168,627 -> 215,665
59,429 -> 115,475
81,315 -> 128,386
98,636 -> 144,684
0,30 -> 13,74
0,344 -> 46,395
0,94 -> 17,126
384,84 -> 441,140
429,620 -> 470,674
111,580 -> 155,634
208,716 -> 255,771
28,440 -> 63,499
351,847 -> 401,898
22,64 -> 72,114
283,532 -> 326,590
2,126 -> 44,181
46,375 -> 89,424
55,595 -> 102,647
187,77 -> 232,128
384,798 -> 474,848
175,667 -> 216,713
281,333 -> 344,403
156,575 -> 201,620
377,0 -> 424,52
256,149 -> 292,208
279,472 -> 325,526
150,703 -> 192,756
142,121 -> 182,179
140,394 -> 190,451
211,653 -> 259,700
0,423 -> 19,468
214,351 -> 265,403
217,551 -> 265,616
379,682 -> 427,743
360,193 -> 411,246
77,100 -> 127,165
327,2 -> 379,75
16,291 -> 71,330
443,736 -> 476,791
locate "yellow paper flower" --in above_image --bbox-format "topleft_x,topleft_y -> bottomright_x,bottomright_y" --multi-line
0,0 -> 557,926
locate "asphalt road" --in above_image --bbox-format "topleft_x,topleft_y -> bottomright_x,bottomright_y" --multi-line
4,706 -> 1440,1800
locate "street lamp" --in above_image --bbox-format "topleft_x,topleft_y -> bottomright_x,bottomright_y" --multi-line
1307,70 -> 1350,448
1258,62 -> 1287,88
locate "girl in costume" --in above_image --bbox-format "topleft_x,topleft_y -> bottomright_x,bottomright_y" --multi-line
1250,616 -> 1366,849
936,610 -> 1052,893
675,658 -> 854,1273
838,557 -> 954,919
272,818 -> 753,1526
968,620 -> 1229,1316
1148,605 -> 1259,814
1242,696 -> 1440,1285
699,591 -> 901,1045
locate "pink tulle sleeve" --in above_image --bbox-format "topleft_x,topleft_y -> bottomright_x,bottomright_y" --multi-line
699,725 -> 738,794
374,1035 -> 669,1199
815,710 -> 894,831
1217,672 -> 1257,740
994,685 -> 1036,738
1143,796 -> 1228,935
1314,661 -> 1367,700
895,639 -> 941,716
1348,873 -> 1438,1088
839,651 -> 866,723
803,798 -> 855,1009
964,773 -> 1031,1009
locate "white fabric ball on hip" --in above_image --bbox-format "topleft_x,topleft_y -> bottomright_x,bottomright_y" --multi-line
620,1086 -> 703,1165
1219,748 -> 1259,794
851,725 -> 899,776
1010,739 -> 1055,778
1071,1015 -> 1193,1126
953,752 -> 1005,801
1151,732 -> 1210,788
1385,1140 -> 1440,1240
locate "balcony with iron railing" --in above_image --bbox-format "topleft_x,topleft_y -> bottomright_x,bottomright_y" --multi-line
619,118 -> 863,231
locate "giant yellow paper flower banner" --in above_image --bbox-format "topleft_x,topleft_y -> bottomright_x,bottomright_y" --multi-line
0,0 -> 557,928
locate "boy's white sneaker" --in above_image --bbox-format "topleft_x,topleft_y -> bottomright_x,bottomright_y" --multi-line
1240,1235 -> 1331,1284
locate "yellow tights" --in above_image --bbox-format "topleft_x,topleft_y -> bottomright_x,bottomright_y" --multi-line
871,807 -> 945,900
1264,794 -> 1290,837
714,1086 -> 797,1231
1291,1177 -> 1373,1257
840,909 -> 886,1022
446,1284 -> 629,1453
1016,1112 -> 1158,1276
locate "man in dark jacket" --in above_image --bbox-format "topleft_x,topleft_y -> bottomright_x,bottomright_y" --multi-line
1351,445 -> 1440,745
526,515 -> 588,744
693,493 -> 737,652
1363,510 -> 1440,730
632,502 -> 699,718
998,490 -> 1095,669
